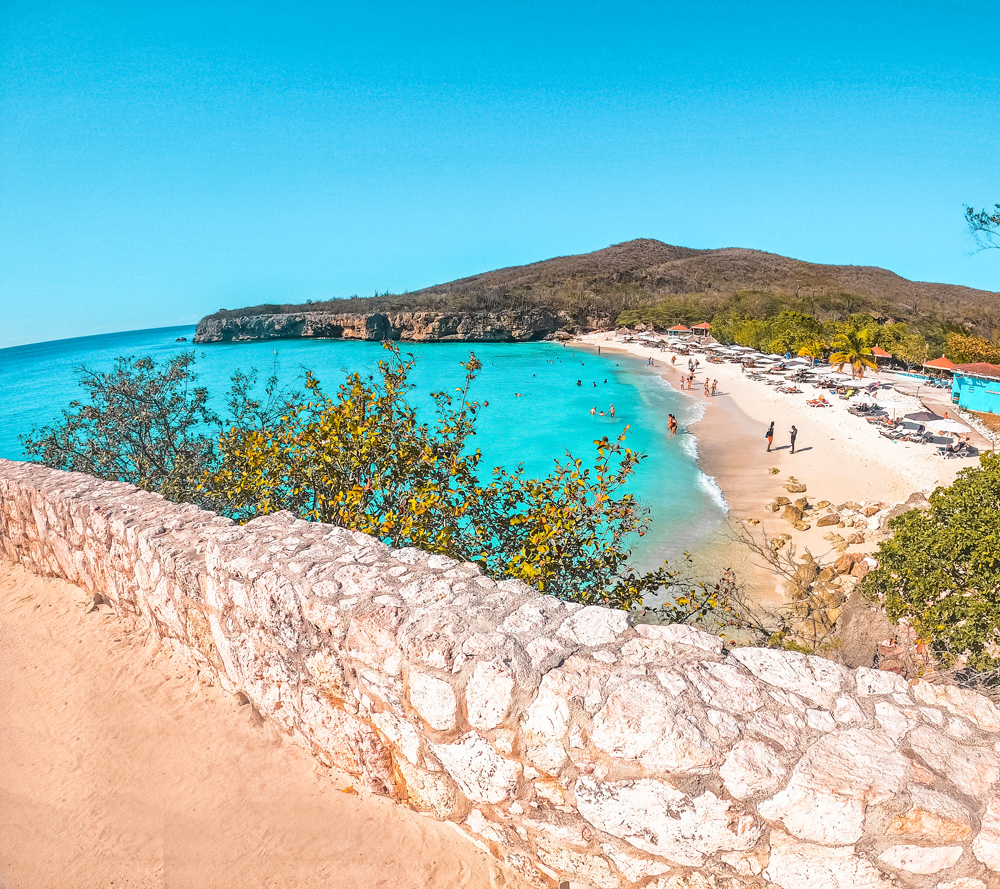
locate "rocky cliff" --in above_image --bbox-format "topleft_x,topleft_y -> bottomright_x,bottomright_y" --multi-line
193,309 -> 577,344
5,459 -> 1000,889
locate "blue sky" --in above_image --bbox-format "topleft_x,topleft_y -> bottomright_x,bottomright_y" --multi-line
2,0 -> 999,348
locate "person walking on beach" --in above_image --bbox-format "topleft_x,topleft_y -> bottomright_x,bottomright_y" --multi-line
766,421 -> 774,452
790,425 -> 798,454
711,380 -> 718,396
671,355 -> 676,366
704,380 -> 710,398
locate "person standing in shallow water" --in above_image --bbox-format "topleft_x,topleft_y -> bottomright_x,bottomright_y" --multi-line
766,421 -> 774,452
790,425 -> 798,454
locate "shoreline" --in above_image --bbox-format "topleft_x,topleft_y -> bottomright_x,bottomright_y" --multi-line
575,333 -> 978,604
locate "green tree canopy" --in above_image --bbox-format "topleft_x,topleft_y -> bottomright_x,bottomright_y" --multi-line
23,345 -> 713,612
864,455 -> 1000,672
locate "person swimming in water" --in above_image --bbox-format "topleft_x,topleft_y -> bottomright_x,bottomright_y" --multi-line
609,404 -> 615,418
590,406 -> 596,416
668,414 -> 678,435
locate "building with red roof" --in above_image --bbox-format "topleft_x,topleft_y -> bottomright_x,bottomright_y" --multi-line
923,355 -> 956,371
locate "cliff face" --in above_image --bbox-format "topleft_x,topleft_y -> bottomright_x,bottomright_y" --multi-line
193,309 -> 579,344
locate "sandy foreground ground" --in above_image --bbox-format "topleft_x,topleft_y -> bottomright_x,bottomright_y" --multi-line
0,561 -> 526,889
576,333 -> 980,602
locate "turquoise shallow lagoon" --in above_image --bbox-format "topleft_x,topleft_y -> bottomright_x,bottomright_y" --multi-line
0,326 -> 727,568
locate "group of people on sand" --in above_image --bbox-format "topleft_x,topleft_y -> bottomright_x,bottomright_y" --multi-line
765,421 -> 798,454
590,403 -> 615,418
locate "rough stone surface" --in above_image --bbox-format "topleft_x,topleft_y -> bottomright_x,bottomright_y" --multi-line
4,458 -> 1000,888
878,844 -> 963,874
193,308 -> 573,344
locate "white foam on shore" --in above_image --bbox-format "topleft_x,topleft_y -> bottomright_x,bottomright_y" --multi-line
650,374 -> 730,513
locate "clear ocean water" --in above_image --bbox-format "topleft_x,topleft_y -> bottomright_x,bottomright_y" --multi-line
0,325 -> 727,568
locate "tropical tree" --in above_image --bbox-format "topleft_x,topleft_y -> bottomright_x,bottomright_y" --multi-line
22,353 -> 286,506
945,332 -> 1000,366
864,455 -> 1000,672
797,338 -> 826,360
829,330 -> 878,379
203,344 -> 680,609
21,354 -> 220,503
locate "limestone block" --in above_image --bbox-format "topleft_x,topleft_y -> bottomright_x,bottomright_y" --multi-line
347,606 -> 404,676
685,661 -> 766,714
500,596 -> 570,639
730,647 -> 846,708
574,777 -> 761,866
973,796 -> 1000,872
543,655 -> 611,712
634,622 -> 725,654
855,666 -> 909,698
913,680 -> 1000,732
371,710 -> 422,764
599,844 -> 671,882
408,671 -> 458,731
395,756 -> 459,817
522,678 -> 570,772
557,605 -> 630,647
534,838 -> 618,889
763,830 -> 893,889
757,728 -> 909,845
466,658 -> 516,730
888,786 -> 973,841
878,844 -> 963,874
807,709 -> 836,732
874,701 -> 920,741
430,733 -> 520,804
592,678 -> 718,772
720,739 -> 787,799
909,725 -> 1000,797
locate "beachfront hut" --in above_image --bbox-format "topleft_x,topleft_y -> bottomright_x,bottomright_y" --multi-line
666,325 -> 691,336
951,363 -> 1000,414
923,355 -> 956,374
870,346 -> 892,366
692,322 -> 712,338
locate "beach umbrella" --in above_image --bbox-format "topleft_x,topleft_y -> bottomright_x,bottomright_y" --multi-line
903,410 -> 942,423
926,419 -> 971,434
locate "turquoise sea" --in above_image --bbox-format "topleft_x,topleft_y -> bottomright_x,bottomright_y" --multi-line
0,326 -> 727,568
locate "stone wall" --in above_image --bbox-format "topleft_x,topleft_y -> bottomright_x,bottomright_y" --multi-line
2,458 -> 1000,889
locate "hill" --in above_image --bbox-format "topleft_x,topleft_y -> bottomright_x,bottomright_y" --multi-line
198,239 -> 999,338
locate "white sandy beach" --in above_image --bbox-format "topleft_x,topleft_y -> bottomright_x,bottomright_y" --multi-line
0,561 -> 525,889
575,332 -> 981,601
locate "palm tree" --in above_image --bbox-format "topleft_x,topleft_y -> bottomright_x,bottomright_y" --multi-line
797,338 -> 826,361
830,331 -> 878,379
